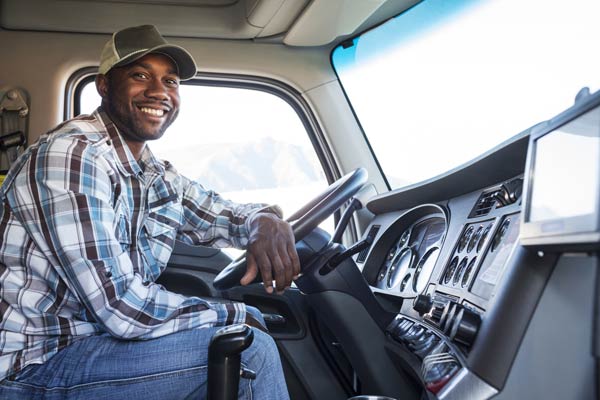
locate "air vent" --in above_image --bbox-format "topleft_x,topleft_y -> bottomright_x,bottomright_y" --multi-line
469,190 -> 498,218
357,225 -> 380,263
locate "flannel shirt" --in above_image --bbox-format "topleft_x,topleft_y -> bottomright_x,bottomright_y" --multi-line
0,108 -> 280,381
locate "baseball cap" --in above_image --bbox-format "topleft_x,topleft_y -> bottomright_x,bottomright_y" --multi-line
98,25 -> 197,80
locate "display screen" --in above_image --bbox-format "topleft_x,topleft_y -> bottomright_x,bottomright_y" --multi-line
528,107 -> 600,222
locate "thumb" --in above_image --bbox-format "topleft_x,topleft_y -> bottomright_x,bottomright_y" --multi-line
240,253 -> 258,286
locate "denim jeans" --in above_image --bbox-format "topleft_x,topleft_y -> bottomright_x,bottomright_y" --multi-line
0,306 -> 290,400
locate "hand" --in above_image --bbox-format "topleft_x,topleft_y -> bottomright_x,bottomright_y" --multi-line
240,212 -> 300,294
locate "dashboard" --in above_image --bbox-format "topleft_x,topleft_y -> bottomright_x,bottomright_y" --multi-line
357,175 -> 524,398
350,130 -> 564,399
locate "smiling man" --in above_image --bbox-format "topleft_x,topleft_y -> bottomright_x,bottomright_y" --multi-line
0,25 -> 296,399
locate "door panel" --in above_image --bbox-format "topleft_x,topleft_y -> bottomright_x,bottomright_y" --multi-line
159,247 -> 349,400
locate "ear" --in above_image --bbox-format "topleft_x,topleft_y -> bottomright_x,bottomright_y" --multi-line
96,74 -> 109,99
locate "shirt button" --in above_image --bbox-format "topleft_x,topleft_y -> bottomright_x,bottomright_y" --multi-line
105,271 -> 113,278
143,280 -> 150,286
107,139 -> 112,146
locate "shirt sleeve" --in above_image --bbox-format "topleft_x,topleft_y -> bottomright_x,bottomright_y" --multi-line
4,135 -> 247,339
176,174 -> 283,249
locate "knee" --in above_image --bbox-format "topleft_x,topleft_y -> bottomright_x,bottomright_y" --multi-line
245,305 -> 266,326
243,328 -> 279,370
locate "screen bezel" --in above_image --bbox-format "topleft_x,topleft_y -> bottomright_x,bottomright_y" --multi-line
520,89 -> 600,250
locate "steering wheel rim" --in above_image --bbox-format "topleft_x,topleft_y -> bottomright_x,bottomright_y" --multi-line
212,167 -> 368,290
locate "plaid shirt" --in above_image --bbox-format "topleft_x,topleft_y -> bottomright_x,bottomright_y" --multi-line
0,108 -> 280,381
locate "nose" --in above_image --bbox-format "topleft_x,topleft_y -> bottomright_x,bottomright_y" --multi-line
145,78 -> 169,102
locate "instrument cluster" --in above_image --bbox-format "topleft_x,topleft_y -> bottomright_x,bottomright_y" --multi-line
372,206 -> 447,297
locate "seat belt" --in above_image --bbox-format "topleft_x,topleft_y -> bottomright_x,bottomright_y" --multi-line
0,87 -> 28,187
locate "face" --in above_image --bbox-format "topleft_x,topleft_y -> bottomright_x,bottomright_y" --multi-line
96,53 -> 181,150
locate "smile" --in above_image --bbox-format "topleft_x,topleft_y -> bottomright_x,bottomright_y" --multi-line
139,106 -> 165,117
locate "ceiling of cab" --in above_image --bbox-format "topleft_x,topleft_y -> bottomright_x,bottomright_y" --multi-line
0,0 -> 419,47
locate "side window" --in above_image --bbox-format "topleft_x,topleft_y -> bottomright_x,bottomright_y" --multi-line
78,79 -> 332,234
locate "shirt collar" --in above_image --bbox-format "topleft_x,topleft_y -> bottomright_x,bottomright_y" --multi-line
94,107 -> 166,177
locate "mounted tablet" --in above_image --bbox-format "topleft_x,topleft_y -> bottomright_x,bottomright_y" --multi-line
520,88 -> 600,250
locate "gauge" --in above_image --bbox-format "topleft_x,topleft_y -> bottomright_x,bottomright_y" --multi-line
385,242 -> 400,262
492,218 -> 511,252
412,247 -> 440,293
387,248 -> 414,289
385,246 -> 397,262
458,226 -> 474,252
462,257 -> 477,288
477,223 -> 493,252
467,226 -> 483,253
443,256 -> 459,284
398,229 -> 411,247
377,264 -> 388,284
400,273 -> 412,291
453,257 -> 468,285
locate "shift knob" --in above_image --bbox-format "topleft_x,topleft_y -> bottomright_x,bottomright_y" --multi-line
207,324 -> 255,400
413,294 -> 433,316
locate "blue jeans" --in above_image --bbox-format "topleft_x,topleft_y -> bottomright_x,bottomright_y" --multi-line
0,306 -> 289,400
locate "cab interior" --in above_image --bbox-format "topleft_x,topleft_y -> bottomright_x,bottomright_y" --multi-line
0,0 -> 598,399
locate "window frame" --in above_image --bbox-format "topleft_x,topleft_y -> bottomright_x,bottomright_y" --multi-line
65,67 -> 346,229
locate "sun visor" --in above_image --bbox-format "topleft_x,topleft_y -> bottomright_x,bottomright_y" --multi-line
284,0 -> 386,46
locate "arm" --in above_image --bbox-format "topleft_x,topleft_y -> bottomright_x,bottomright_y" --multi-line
175,175 -> 283,249
176,175 -> 300,293
5,136 -> 246,339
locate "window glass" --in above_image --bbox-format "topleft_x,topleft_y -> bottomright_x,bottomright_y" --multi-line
78,81 -> 331,254
332,0 -> 600,189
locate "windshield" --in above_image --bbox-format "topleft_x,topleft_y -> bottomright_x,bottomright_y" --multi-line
332,0 -> 600,189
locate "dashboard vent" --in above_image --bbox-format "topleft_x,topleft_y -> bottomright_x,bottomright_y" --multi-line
469,190 -> 499,218
357,225 -> 380,263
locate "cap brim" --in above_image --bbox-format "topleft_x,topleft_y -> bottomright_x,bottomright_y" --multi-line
113,44 -> 197,80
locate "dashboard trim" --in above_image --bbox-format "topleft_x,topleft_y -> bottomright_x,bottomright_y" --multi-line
366,132 -> 531,214
438,367 -> 498,400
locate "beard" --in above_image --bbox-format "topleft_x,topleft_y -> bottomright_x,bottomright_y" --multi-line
103,76 -> 179,143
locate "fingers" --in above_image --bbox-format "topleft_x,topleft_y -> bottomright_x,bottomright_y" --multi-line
271,251 -> 291,294
256,251 -> 274,294
240,253 -> 258,286
281,251 -> 294,291
246,213 -> 300,294
288,241 -> 301,278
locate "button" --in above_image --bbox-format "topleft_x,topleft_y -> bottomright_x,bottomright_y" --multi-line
105,271 -> 113,278
413,336 -> 440,359
143,280 -> 150,286
403,326 -> 425,342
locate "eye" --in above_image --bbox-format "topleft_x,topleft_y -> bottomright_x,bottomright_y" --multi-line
165,78 -> 179,87
132,72 -> 149,80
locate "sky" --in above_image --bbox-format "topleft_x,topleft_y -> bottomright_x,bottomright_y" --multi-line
333,0 -> 600,187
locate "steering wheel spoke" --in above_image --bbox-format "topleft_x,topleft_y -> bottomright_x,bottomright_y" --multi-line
212,168 -> 368,291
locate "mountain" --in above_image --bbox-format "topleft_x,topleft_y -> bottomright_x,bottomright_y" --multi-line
154,137 -> 325,193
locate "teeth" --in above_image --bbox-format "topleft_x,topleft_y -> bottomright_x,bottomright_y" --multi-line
140,107 -> 165,117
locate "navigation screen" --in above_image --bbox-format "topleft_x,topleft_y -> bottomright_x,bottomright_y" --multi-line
528,107 -> 600,222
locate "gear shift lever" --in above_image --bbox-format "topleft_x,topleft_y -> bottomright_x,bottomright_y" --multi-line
207,324 -> 255,400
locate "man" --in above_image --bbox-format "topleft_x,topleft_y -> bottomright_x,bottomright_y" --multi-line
0,25 -> 298,399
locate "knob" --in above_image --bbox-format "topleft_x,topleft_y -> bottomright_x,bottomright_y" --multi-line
430,306 -> 444,323
439,301 -> 460,333
449,307 -> 481,347
413,294 -> 433,316
207,324 -> 254,400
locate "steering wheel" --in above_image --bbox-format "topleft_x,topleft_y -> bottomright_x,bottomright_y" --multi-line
212,167 -> 368,290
